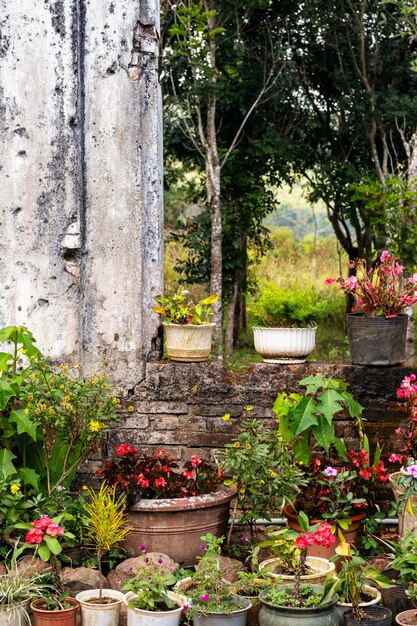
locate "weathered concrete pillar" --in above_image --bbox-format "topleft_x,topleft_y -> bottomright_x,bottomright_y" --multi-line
0,0 -> 163,385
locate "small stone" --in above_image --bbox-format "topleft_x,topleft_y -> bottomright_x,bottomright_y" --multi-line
60,567 -> 108,595
16,556 -> 50,579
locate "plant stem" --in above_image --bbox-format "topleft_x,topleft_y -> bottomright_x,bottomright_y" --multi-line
293,548 -> 306,601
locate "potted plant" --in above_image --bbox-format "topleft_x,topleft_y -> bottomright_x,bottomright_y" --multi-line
274,374 -> 388,556
258,525 -> 335,586
331,542 -> 392,626
377,531 -> 417,619
97,444 -> 235,566
179,535 -> 252,626
152,289 -> 219,361
30,593 -> 79,626
258,515 -> 340,626
75,485 -> 130,626
326,250 -> 417,365
217,417 -> 307,542
250,283 -> 329,363
123,558 -> 184,626
0,547 -> 50,626
388,374 -> 417,536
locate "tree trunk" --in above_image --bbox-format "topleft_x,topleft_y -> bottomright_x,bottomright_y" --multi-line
225,281 -> 239,357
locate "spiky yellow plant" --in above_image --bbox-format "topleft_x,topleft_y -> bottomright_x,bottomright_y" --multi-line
84,484 -> 130,597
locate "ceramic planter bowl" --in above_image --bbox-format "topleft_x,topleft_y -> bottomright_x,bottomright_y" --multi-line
396,609 -> 417,625
259,556 -> 335,586
258,584 -> 339,626
163,323 -> 215,362
124,591 -> 183,626
253,327 -> 316,363
192,596 -> 252,626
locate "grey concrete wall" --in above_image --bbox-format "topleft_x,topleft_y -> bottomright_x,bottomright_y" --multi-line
0,0 -> 163,384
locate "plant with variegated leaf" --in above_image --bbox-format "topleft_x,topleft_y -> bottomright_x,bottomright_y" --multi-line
152,289 -> 219,324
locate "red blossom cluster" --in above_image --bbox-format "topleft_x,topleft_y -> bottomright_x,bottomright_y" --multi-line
26,516 -> 64,544
325,251 -> 417,318
347,450 -> 389,483
388,374 -> 417,461
295,522 -> 335,550
97,444 -> 224,503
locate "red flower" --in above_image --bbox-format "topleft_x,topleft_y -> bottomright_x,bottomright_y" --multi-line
154,477 -> 167,488
26,528 -> 43,544
190,455 -> 202,468
116,443 -> 137,457
45,523 -> 64,537
33,517 -> 53,530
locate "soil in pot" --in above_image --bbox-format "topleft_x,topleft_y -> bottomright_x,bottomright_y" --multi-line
343,605 -> 392,625
396,609 -> 417,625
82,597 -> 119,605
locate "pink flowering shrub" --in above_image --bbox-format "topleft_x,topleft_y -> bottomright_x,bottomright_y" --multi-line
326,251 -> 417,317
15,515 -> 71,562
388,374 -> 417,461
97,444 -> 224,503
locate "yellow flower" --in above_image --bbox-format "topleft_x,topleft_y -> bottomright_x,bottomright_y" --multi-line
89,420 -> 101,432
259,479 -> 265,485
245,443 -> 252,450
82,485 -> 88,490
10,484 -> 20,494
19,349 -> 27,354
60,364 -> 68,371
269,469 -> 277,478
24,408 -> 29,414
110,397 -> 119,404
233,442 -> 241,448
221,413 -> 231,421
127,405 -> 134,412
244,406 -> 253,412
335,542 -> 351,557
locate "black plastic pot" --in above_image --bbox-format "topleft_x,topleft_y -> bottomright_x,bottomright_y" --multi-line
344,605 -> 392,626
346,314 -> 408,366
381,568 -> 414,619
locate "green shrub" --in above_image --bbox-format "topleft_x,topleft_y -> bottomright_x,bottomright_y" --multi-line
249,283 -> 335,328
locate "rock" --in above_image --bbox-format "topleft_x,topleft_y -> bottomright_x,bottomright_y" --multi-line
16,556 -> 50,579
60,567 -> 108,595
106,553 -> 179,591
0,563 -> 6,576
196,555 -> 244,583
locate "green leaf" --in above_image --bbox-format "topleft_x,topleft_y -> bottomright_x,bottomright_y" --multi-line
0,379 -> 15,411
18,467 -> 40,489
312,417 -> 335,453
316,389 -> 344,423
341,392 -> 364,420
293,397 -> 319,436
297,511 -> 309,531
38,544 -> 51,562
299,374 -> 326,394
9,409 -> 37,441
293,438 -> 311,465
333,438 -> 347,460
0,448 -> 17,478
0,326 -> 21,342
0,352 -> 12,371
43,535 -> 62,555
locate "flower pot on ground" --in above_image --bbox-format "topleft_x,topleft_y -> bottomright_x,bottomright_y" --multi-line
258,584 -> 340,626
326,251 -> 417,366
343,606 -> 393,626
260,556 -> 335,586
191,596 -> 252,626
249,284 -> 330,363
396,609 -> 417,625
335,585 -> 381,626
75,589 -> 125,626
30,597 -> 79,626
124,591 -> 184,626
98,445 -> 231,567
152,290 -> 218,362
282,503 -> 366,559
389,470 -> 417,537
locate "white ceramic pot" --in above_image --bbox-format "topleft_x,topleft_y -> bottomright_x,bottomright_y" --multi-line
252,327 -> 317,363
124,591 -> 183,626
260,556 -> 335,585
75,589 -> 125,626
163,323 -> 215,362
0,600 -> 30,626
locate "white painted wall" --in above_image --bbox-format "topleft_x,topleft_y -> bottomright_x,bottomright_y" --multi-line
0,0 -> 163,385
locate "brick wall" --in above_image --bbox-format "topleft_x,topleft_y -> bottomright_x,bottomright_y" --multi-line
77,361 -> 412,485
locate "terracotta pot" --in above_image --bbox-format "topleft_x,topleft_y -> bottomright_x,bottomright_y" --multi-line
389,472 -> 417,538
125,488 -> 237,566
30,597 -> 79,626
396,609 -> 417,625
282,504 -> 365,559
259,556 -> 335,585
163,323 -> 215,362
252,327 -> 316,364
346,313 -> 408,366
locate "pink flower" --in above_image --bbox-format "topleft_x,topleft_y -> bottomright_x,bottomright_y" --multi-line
201,594 -> 210,602
295,536 -> 309,550
45,523 -> 64,537
324,278 -> 337,285
182,469 -> 194,479
324,466 -> 337,477
407,465 -> 417,478
154,477 -> 168,488
26,528 -> 43,544
115,443 -> 137,457
389,454 -> 404,463
380,250 -> 392,262
395,263 -> 405,276
33,517 -> 53,530
395,428 -> 402,434
190,455 -> 202,468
